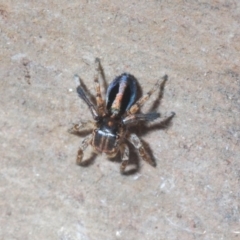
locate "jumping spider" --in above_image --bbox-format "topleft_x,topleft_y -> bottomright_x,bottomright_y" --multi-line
69,58 -> 175,173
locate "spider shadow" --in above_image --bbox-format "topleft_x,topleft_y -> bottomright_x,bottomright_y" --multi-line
119,113 -> 175,175
110,143 -> 141,175
149,74 -> 168,112
120,75 -> 174,175
75,58 -> 109,105
133,73 -> 175,137
134,111 -> 175,135
68,129 -> 92,137
77,152 -> 97,167
74,76 -> 94,105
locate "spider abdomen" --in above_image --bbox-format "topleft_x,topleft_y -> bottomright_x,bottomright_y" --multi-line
106,73 -> 138,116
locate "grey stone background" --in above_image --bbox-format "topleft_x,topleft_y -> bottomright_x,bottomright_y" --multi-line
0,1 -> 239,239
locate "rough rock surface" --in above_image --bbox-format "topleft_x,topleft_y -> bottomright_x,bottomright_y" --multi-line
0,1 -> 239,239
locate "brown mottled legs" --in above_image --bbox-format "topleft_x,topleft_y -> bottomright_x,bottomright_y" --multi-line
94,58 -> 105,115
120,144 -> 129,173
76,135 -> 92,165
129,133 -> 155,167
127,79 -> 161,115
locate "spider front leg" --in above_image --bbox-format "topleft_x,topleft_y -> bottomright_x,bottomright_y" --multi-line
76,135 -> 92,165
120,143 -> 130,173
94,58 -> 105,116
129,133 -> 156,167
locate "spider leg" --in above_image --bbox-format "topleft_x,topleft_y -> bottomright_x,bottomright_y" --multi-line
127,79 -> 161,115
123,112 -> 160,125
129,133 -> 156,167
120,144 -> 130,173
68,120 -> 94,134
74,74 -> 99,121
76,135 -> 92,165
94,58 -> 105,116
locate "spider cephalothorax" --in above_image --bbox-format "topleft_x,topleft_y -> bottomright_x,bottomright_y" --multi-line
69,58 -> 175,173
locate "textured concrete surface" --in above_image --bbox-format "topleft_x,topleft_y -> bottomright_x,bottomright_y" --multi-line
0,1 -> 240,239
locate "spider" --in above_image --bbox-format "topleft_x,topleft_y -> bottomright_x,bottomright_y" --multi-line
69,58 -> 175,173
